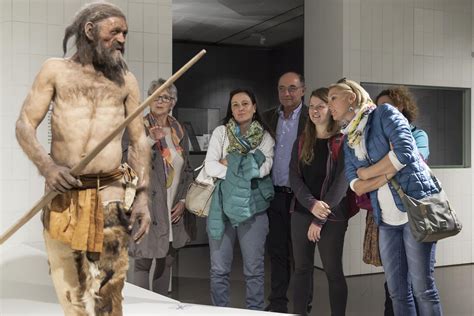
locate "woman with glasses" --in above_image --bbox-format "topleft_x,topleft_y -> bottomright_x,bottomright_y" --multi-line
289,88 -> 349,316
328,78 -> 442,316
205,88 -> 274,310
125,78 -> 195,295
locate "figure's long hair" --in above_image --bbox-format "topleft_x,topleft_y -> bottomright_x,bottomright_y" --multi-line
300,88 -> 339,165
63,2 -> 128,85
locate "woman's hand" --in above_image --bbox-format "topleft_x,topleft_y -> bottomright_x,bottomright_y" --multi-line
170,201 -> 185,223
307,222 -> 322,242
310,200 -> 331,220
149,126 -> 166,140
219,158 -> 228,166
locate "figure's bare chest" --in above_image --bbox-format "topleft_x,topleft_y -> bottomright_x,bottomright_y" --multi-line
53,66 -> 128,112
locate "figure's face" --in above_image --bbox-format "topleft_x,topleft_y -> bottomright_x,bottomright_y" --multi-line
231,92 -> 256,126
94,16 -> 128,66
278,73 -> 305,109
150,91 -> 175,117
328,87 -> 354,122
308,96 -> 331,126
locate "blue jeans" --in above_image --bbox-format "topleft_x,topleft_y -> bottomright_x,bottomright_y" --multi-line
379,222 -> 442,316
208,212 -> 269,310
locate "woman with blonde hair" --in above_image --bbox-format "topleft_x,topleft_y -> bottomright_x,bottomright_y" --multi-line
328,78 -> 442,316
289,87 -> 349,316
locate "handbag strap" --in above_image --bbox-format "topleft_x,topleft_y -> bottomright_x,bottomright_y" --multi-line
390,164 -> 441,199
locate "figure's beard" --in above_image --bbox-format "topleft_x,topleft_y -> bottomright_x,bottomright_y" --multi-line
92,39 -> 128,86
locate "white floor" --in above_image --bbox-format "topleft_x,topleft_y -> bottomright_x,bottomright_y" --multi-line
0,243 -> 283,315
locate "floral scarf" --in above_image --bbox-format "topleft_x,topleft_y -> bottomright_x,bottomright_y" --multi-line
144,113 -> 184,188
342,103 -> 376,161
226,119 -> 264,154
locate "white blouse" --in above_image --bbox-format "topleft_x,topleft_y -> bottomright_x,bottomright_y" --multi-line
204,125 -> 275,180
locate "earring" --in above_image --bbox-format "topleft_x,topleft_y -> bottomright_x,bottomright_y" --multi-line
348,106 -> 354,112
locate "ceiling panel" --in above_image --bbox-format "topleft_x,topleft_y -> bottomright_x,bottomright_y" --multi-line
172,0 -> 304,47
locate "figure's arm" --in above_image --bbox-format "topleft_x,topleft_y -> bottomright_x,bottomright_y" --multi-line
357,105 -> 413,181
343,141 -> 389,195
289,139 -> 329,224
413,129 -> 429,160
16,59 -> 81,192
323,144 -> 349,208
204,126 -> 227,179
257,131 -> 274,177
171,130 -> 193,223
351,174 -> 393,196
124,74 -> 151,242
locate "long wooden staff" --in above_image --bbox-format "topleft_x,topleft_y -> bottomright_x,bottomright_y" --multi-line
0,49 -> 207,245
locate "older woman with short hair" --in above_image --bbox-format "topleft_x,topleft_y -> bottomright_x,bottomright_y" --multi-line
124,78 -> 195,295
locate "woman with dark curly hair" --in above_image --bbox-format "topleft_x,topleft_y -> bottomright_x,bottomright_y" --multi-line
375,86 -> 429,161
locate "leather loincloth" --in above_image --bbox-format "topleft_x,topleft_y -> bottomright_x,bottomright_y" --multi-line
43,163 -> 137,253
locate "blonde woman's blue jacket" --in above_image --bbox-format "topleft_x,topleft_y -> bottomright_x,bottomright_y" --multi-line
343,104 -> 439,225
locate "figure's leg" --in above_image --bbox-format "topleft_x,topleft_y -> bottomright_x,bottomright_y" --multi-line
152,246 -> 176,295
238,212 -> 269,310
132,258 -> 153,290
94,202 -> 131,316
290,211 -> 315,316
317,220 -> 348,316
208,220 -> 236,307
44,230 -> 88,315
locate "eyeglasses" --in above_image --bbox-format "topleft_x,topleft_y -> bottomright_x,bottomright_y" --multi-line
153,95 -> 175,103
308,103 -> 327,111
278,85 -> 303,94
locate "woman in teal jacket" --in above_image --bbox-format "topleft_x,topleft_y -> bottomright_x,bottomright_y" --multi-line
204,89 -> 274,310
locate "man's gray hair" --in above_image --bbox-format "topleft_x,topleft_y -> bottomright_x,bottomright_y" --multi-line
147,78 -> 178,102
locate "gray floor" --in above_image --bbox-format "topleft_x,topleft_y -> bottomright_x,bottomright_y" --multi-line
165,244 -> 474,316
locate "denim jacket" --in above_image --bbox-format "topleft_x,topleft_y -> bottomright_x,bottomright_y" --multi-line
343,104 -> 439,225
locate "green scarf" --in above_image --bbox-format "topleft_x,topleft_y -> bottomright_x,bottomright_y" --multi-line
226,119 -> 264,154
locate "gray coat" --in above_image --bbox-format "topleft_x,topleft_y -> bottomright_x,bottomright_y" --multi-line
122,126 -> 195,259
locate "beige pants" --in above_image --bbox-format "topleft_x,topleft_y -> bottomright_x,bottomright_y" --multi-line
44,202 -> 130,316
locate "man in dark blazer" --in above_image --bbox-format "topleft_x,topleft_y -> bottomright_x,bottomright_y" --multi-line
262,72 -> 308,313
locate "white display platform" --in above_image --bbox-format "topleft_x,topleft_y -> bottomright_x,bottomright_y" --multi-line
0,243 -> 284,315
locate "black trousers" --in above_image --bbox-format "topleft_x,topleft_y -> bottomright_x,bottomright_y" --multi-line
291,211 -> 348,316
266,191 -> 293,311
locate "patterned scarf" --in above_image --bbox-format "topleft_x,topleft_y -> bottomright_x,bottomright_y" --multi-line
342,103 -> 376,161
226,119 -> 264,154
145,113 -> 184,188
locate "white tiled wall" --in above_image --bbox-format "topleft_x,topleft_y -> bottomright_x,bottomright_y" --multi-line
305,0 -> 473,275
0,0 -> 172,246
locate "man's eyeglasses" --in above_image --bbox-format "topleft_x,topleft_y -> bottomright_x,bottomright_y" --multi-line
153,95 -> 175,103
278,85 -> 303,94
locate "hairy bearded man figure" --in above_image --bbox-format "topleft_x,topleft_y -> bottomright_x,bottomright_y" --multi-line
15,3 -> 150,315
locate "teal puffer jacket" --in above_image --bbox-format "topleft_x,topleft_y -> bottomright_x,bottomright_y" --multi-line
208,149 -> 274,240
